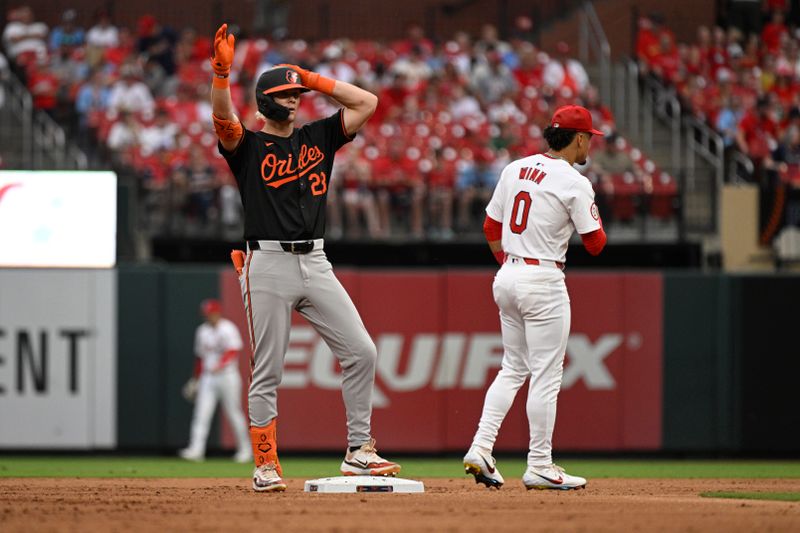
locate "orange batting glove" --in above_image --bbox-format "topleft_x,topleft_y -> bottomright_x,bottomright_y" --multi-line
230,249 -> 245,276
211,23 -> 235,88
277,63 -> 335,96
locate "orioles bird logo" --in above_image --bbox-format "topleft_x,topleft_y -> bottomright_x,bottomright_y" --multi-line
286,70 -> 299,84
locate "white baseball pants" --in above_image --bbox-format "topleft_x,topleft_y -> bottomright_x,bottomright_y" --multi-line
241,245 -> 377,447
471,260 -> 571,466
186,367 -> 251,455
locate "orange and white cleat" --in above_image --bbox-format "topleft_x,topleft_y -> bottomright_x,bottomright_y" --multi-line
340,439 -> 401,477
252,462 -> 287,492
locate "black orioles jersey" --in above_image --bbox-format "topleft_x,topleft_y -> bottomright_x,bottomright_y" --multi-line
220,109 -> 353,241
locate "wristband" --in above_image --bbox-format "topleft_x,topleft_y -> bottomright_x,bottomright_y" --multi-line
210,56 -> 231,78
303,71 -> 335,96
212,74 -> 229,89
276,63 -> 336,95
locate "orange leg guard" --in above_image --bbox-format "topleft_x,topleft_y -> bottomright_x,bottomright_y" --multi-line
250,419 -> 281,475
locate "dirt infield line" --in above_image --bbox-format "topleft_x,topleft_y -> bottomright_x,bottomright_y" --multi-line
1,478 -> 799,532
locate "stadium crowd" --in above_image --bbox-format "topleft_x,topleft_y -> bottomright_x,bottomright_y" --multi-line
636,1 -> 800,229
2,6 -> 676,239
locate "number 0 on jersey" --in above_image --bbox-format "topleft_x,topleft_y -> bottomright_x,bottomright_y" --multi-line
510,191 -> 532,234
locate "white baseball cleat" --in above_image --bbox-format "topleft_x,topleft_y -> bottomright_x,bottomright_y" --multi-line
340,439 -> 401,477
522,464 -> 586,490
463,446 -> 504,489
252,463 -> 287,492
178,448 -> 204,462
233,448 -> 253,463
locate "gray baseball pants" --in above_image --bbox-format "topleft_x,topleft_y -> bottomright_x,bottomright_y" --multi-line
240,239 -> 376,447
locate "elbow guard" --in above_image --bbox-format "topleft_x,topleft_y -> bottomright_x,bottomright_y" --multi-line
212,114 -> 244,143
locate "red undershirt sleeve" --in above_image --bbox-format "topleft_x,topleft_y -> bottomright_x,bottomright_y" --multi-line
483,215 -> 505,265
580,227 -> 607,256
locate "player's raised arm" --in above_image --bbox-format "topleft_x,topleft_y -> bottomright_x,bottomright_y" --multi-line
279,63 -> 378,136
329,78 -> 378,136
210,23 -> 243,151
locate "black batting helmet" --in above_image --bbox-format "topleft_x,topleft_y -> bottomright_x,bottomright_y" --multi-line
255,66 -> 309,121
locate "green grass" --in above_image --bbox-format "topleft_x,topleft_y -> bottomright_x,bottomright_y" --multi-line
701,491 -> 800,502
1,457 -> 800,479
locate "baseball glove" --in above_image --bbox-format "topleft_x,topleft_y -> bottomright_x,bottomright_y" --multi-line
182,377 -> 198,402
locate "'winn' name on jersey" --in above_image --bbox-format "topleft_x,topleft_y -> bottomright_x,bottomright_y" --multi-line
518,166 -> 547,184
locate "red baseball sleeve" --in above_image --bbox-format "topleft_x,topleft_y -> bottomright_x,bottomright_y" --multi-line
193,357 -> 203,378
580,227 -> 607,256
483,215 -> 505,265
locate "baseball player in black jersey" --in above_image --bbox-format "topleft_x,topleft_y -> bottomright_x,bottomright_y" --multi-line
210,24 -> 400,492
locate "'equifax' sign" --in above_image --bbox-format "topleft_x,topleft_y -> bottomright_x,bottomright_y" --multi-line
282,328 -> 626,407
221,270 -> 663,452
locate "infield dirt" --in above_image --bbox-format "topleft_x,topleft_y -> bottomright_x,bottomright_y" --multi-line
2,478 -> 798,532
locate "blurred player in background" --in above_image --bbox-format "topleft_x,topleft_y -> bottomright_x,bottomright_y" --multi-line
463,105 -> 607,490
210,23 -> 400,492
179,299 -> 252,463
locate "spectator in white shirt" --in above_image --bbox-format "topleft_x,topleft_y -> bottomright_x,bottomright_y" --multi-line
449,85 -> 482,120
316,43 -> 357,85
444,32 -> 473,76
107,64 -> 155,114
107,111 -> 141,151
140,108 -> 178,152
542,41 -> 589,96
2,6 -> 48,62
86,10 -> 119,49
391,45 -> 433,90
85,10 -> 120,68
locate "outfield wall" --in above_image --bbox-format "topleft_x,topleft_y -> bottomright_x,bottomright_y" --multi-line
215,269 -> 663,452
1,266 -> 797,453
115,266 -> 800,454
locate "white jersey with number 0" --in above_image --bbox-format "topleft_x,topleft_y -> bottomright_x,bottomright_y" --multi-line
194,318 -> 243,373
486,153 -> 601,263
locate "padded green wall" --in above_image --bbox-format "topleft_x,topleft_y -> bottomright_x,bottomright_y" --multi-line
662,274 -> 741,451
117,265 -> 220,449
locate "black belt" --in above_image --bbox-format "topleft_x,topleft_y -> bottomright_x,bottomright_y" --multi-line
248,240 -> 315,254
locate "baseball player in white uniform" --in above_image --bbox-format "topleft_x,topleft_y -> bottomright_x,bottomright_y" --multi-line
179,299 -> 252,463
463,105 -> 607,490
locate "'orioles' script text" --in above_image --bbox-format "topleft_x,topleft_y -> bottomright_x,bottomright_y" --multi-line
261,144 -> 325,188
